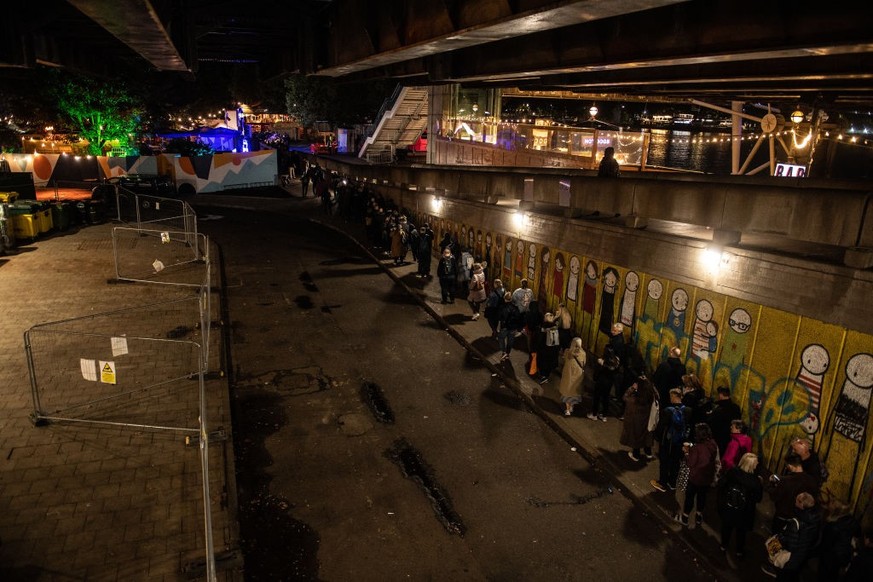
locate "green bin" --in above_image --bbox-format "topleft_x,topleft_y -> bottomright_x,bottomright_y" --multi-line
50,202 -> 72,232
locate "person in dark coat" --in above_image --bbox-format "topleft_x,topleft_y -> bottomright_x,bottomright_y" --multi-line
416,224 -> 434,277
620,374 -> 656,461
653,346 -> 687,404
717,452 -> 764,558
497,292 -> 526,361
767,453 -> 820,534
844,528 -> 873,582
588,345 -> 620,421
598,146 -> 621,178
761,492 -> 822,580
815,500 -> 860,581
483,279 -> 505,338
437,248 -> 457,304
651,388 -> 692,493
536,313 -> 561,384
706,386 -> 742,454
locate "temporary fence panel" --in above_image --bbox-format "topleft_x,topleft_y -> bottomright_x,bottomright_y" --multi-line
113,227 -> 209,287
115,188 -> 198,237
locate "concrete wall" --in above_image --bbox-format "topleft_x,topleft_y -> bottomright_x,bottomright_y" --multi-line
395,194 -> 873,520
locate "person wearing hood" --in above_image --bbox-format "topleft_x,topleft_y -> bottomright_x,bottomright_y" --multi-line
467,263 -> 487,320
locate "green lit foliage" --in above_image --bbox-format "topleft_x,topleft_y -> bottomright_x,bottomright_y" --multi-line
53,74 -> 142,156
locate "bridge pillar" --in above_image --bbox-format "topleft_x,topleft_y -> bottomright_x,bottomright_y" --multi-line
844,247 -> 873,269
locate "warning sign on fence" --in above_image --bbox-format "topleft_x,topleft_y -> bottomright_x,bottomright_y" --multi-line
99,360 -> 116,385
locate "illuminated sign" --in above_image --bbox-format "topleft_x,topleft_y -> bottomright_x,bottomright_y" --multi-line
774,163 -> 806,178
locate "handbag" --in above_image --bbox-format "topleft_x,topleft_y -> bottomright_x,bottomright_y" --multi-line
677,458 -> 690,492
647,397 -> 660,432
765,535 -> 791,568
528,353 -> 538,376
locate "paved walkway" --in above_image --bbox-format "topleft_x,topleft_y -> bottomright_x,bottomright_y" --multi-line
284,184 -> 786,582
0,217 -> 239,581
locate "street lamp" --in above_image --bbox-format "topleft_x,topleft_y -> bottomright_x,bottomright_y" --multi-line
589,105 -> 599,118
791,109 -> 804,124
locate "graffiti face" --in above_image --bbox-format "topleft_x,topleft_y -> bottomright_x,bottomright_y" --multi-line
603,269 -> 618,290
625,271 -> 639,292
706,321 -> 718,336
586,260 -> 598,279
647,279 -> 663,300
801,344 -> 830,376
486,233 -> 492,246
555,254 -> 565,271
799,412 -> 820,435
542,249 -> 550,266
671,288 -> 689,312
505,240 -> 512,252
516,240 -> 524,255
728,308 -> 751,334
569,256 -> 580,275
695,299 -> 714,322
477,230 -> 483,243
846,353 -> 873,388
529,243 -> 536,257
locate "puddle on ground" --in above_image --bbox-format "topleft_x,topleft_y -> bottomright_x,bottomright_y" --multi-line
361,381 -> 395,424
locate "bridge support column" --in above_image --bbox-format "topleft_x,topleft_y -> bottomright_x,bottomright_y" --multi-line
844,247 -> 873,269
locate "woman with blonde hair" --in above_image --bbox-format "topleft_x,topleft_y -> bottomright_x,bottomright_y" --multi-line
558,337 -> 586,416
717,452 -> 763,558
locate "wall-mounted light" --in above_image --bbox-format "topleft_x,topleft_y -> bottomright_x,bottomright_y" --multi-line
511,210 -> 531,231
431,196 -> 443,212
702,245 -> 723,273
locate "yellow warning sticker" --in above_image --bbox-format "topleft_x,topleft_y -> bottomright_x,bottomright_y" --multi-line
99,360 -> 116,384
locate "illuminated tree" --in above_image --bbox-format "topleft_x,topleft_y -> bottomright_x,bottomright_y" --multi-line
53,74 -> 143,155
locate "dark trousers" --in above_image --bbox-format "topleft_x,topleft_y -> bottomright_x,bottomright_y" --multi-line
439,278 -> 454,302
720,521 -> 748,554
659,443 -> 682,487
591,382 -> 611,416
683,482 -> 710,515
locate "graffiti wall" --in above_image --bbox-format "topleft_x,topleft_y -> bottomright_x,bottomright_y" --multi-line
415,210 -> 873,520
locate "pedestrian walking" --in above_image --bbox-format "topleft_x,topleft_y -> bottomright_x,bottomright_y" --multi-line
537,313 -> 561,384
588,345 -> 620,422
483,279 -> 505,337
497,292 -> 525,361
416,224 -> 434,277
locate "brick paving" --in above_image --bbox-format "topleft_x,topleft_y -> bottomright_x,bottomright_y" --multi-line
0,221 -> 238,581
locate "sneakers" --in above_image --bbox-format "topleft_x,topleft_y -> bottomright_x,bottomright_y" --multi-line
674,513 -> 689,526
650,480 -> 667,493
472,313 -> 480,321
500,353 -> 510,361
538,377 -> 549,384
667,482 -> 676,491
564,409 -> 572,416
760,565 -> 777,579
586,413 -> 598,420
644,453 -> 655,460
598,414 -> 607,423
628,451 -> 640,462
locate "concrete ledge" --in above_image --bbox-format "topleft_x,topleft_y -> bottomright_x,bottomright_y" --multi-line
844,246 -> 873,269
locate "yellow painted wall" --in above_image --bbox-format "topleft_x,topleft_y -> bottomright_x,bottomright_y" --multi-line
419,213 -> 873,521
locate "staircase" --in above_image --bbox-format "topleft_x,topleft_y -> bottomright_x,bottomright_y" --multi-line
358,86 -> 428,162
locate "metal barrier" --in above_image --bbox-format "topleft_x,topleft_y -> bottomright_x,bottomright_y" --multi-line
112,227 -> 208,287
115,188 -> 198,236
26,200 -> 220,580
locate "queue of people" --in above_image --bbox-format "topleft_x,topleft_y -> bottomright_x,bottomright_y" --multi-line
327,182 -> 870,582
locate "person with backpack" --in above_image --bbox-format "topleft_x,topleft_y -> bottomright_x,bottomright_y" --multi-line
722,419 -> 753,471
651,388 -> 691,492
718,452 -> 764,559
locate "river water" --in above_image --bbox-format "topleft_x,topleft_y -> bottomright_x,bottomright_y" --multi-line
642,129 -> 759,174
